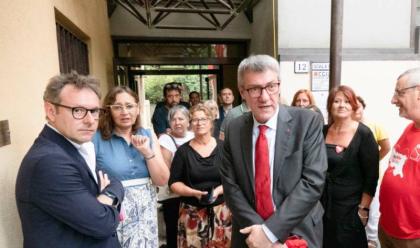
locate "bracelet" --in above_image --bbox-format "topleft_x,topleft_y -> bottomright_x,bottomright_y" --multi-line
357,210 -> 369,219
144,153 -> 155,160
358,204 -> 370,212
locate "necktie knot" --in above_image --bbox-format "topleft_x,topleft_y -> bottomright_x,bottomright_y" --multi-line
258,125 -> 268,134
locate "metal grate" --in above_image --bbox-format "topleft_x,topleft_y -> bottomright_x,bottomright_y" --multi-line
110,0 -> 260,30
56,23 -> 89,75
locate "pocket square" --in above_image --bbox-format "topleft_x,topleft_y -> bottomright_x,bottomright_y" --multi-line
285,235 -> 307,248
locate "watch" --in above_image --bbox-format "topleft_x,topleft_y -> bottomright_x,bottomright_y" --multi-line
102,190 -> 119,206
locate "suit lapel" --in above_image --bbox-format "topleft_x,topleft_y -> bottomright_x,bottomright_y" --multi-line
240,113 -> 255,197
42,125 -> 100,192
272,106 -> 293,190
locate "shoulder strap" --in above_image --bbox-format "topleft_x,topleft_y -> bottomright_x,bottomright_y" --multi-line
168,134 -> 180,149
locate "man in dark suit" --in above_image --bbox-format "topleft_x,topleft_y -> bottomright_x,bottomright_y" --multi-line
15,72 -> 124,248
220,55 -> 327,248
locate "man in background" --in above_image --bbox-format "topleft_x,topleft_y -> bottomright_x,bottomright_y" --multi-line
217,87 -> 235,134
152,82 -> 189,136
219,99 -> 248,141
189,90 -> 201,107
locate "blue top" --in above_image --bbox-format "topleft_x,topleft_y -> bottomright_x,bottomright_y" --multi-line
93,128 -> 152,181
151,101 -> 190,135
151,103 -> 170,135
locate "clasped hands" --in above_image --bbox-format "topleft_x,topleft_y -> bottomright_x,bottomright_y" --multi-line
240,225 -> 285,248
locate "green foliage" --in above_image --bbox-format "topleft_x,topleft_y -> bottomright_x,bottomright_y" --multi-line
144,74 -> 209,104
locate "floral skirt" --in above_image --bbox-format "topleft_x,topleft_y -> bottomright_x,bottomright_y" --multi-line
118,181 -> 158,248
178,202 -> 232,248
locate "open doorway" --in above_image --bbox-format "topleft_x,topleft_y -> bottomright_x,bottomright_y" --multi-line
112,38 -> 247,127
115,64 -> 222,127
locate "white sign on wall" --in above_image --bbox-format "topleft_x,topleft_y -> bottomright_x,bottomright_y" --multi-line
311,62 -> 329,91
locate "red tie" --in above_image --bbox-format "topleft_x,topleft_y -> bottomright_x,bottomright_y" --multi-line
255,125 -> 274,220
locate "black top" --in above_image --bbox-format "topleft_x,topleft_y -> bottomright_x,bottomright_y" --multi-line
322,123 -> 379,218
169,140 -> 223,207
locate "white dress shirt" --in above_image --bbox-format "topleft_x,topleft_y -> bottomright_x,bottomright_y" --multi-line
251,107 -> 279,243
46,123 -> 98,183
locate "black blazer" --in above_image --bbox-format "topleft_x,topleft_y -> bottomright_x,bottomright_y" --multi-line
220,105 -> 327,248
15,125 -> 124,248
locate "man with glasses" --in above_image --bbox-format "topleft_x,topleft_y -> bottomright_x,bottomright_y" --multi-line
219,55 -> 327,248
378,68 -> 420,248
15,71 -> 124,248
152,82 -> 190,136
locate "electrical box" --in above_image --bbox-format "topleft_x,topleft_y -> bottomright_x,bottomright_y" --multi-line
0,120 -> 11,147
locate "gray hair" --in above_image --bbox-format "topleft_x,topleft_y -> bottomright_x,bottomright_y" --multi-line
203,99 -> 219,119
237,54 -> 281,87
167,105 -> 190,123
397,67 -> 420,87
43,71 -> 101,103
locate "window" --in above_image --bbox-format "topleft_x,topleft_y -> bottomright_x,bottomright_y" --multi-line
56,23 -> 89,74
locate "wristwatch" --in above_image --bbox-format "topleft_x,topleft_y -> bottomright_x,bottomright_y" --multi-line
102,190 -> 119,207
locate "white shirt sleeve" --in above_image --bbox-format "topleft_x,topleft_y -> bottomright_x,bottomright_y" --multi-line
262,224 -> 278,243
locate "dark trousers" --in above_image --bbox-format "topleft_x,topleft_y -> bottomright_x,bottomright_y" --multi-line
162,197 -> 180,248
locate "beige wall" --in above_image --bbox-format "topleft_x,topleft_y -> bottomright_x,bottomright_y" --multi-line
0,0 -> 113,247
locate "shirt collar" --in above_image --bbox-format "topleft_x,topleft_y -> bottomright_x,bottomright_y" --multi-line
223,105 -> 233,112
46,123 -> 82,149
252,105 -> 279,131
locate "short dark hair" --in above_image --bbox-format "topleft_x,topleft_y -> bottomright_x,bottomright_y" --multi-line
163,82 -> 182,97
357,96 -> 366,109
189,91 -> 200,98
219,87 -> 233,95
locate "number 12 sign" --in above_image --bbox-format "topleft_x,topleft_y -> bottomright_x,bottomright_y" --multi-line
294,61 -> 310,73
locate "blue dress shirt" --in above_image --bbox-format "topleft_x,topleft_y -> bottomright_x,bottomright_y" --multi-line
93,128 -> 152,181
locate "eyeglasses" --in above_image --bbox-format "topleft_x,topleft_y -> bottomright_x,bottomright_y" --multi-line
49,102 -> 104,120
245,82 -> 280,98
107,103 -> 138,112
191,118 -> 209,124
393,85 -> 418,97
164,82 -> 182,90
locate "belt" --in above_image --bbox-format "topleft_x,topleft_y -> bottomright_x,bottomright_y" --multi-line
121,178 -> 150,187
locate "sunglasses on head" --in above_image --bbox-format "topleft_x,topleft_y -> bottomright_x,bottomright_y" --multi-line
164,82 -> 182,89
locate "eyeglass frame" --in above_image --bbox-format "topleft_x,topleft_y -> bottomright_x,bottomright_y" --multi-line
393,85 -> 419,97
190,117 -> 210,124
244,81 -> 280,98
107,103 -> 138,112
49,102 -> 104,120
